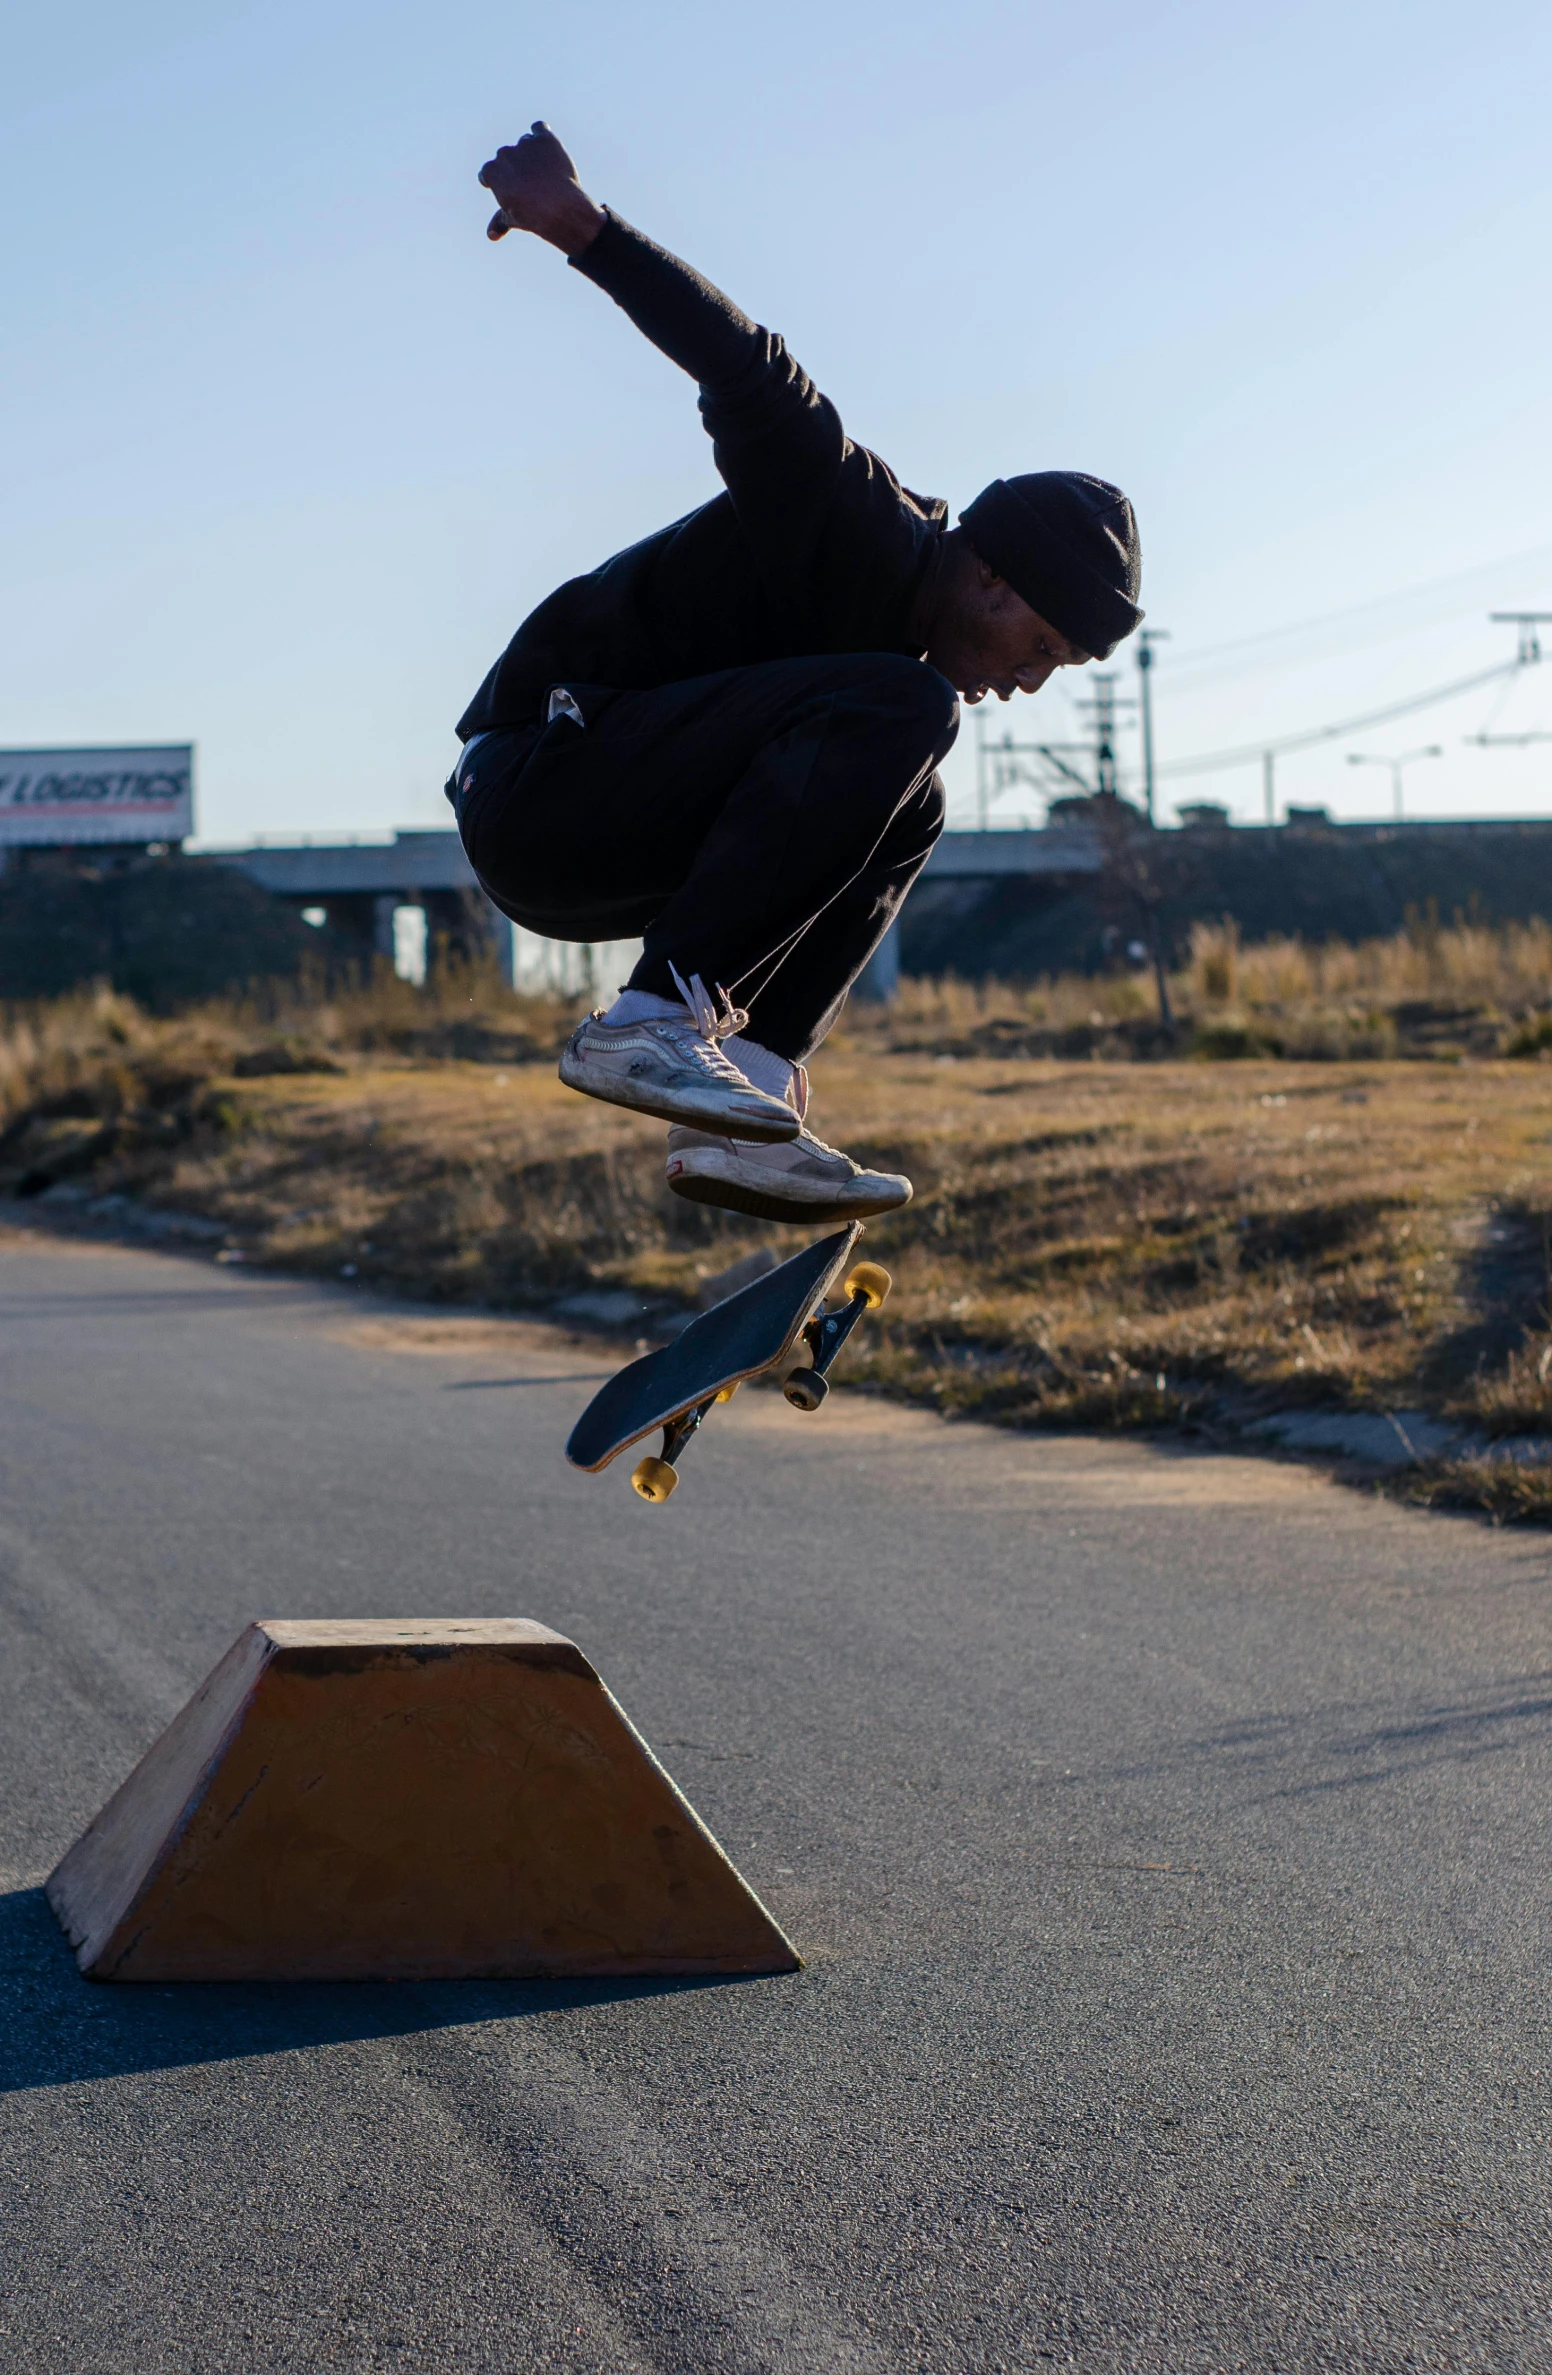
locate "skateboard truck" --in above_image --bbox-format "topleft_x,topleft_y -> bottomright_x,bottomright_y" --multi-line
631,1401 -> 715,1504
781,1262 -> 890,1413
628,1259 -> 891,1503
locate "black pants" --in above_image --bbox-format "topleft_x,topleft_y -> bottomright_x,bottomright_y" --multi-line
449,654 -> 957,1062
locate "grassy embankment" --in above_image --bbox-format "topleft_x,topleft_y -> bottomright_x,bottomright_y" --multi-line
7,920 -> 1552,1520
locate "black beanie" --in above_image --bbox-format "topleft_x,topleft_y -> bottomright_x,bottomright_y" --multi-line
958,473 -> 1142,660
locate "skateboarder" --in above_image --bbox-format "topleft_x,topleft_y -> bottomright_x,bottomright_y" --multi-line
451,124 -> 1144,1225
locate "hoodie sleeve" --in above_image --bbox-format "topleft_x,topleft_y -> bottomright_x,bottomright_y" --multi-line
570,212 -> 939,648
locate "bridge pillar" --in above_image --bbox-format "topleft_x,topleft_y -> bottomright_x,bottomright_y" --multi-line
422,887 -> 510,972
854,918 -> 901,1003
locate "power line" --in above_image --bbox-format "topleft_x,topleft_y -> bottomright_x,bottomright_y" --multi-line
1156,657 -> 1521,783
1158,545 -> 1552,685
972,670 -> 1139,822
1465,627 -> 1552,743
972,715 -> 1092,824
962,615 -> 1547,829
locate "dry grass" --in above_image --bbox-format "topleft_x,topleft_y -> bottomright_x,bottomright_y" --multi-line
1388,1456 -> 1552,1525
863,914 -> 1552,1063
8,940 -> 1552,1522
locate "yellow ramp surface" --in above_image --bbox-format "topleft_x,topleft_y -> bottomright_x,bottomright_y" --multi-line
47,1619 -> 800,1983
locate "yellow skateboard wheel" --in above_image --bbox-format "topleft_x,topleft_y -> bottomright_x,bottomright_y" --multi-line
783,1368 -> 829,1413
714,1379 -> 741,1403
844,1261 -> 891,1311
630,1455 -> 679,1503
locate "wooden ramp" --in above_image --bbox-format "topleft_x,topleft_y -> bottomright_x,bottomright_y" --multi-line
47,1619 -> 800,1983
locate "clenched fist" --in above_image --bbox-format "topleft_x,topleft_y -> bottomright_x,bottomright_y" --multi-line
478,122 -> 605,256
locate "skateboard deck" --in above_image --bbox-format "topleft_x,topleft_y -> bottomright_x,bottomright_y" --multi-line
566,1223 -> 889,1502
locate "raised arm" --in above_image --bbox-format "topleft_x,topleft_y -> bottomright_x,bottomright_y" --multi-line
477,127 -> 936,640
480,125 -> 780,397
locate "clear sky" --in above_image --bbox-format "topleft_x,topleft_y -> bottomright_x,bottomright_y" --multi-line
4,0 -> 1549,842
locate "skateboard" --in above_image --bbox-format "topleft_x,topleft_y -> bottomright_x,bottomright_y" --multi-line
565,1224 -> 891,1502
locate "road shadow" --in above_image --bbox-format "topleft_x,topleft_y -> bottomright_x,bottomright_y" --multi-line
1055,1670 -> 1552,1812
1262,1677 -> 1552,1797
0,1887 -> 762,2096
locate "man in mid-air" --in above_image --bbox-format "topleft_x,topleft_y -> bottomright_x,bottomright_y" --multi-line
451,124 -> 1143,1224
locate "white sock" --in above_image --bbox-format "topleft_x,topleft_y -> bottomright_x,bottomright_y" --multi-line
600,988 -> 685,1028
722,1033 -> 798,1106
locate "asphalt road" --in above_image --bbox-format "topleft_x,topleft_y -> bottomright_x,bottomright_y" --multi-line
2,1223 -> 1550,2374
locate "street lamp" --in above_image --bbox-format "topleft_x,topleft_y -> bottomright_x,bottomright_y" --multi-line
1346,745 -> 1443,821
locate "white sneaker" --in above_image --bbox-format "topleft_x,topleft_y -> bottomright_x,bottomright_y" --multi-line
558,974 -> 798,1142
665,1120 -> 913,1223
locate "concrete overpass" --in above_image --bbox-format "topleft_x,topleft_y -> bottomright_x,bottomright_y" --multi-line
196,824 -> 1107,996
199,812 -> 1552,995
198,829 -> 498,966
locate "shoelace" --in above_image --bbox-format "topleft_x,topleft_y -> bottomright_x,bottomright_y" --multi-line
649,964 -> 765,1088
774,1071 -> 846,1162
667,962 -> 748,1044
791,1122 -> 849,1161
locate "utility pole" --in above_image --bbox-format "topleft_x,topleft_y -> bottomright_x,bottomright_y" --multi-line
1467,613 -> 1552,744
1074,674 -> 1136,803
1135,629 -> 1170,825
1262,751 -> 1275,827
1490,612 -> 1552,665
1093,675 -> 1119,796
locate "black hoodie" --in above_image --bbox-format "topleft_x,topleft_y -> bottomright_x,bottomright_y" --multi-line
455,211 -> 945,740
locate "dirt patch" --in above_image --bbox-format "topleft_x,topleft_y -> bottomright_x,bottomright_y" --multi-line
333,1312 -> 610,1361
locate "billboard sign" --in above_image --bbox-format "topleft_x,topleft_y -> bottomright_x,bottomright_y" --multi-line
0,746 -> 194,847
